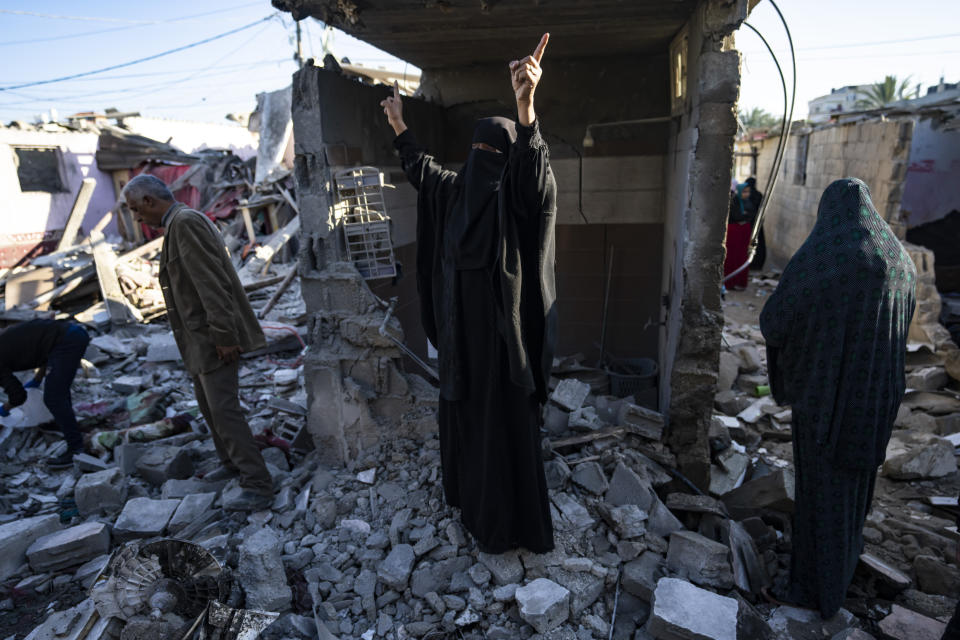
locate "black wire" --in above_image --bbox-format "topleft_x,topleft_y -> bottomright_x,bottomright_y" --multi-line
0,15 -> 276,92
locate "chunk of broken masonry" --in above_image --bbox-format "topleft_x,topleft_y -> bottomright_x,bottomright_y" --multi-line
666,530 -> 734,590
617,402 -> 665,440
113,497 -> 180,541
27,522 -> 110,572
75,468 -> 127,516
722,468 -> 795,519
0,514 -> 60,580
238,525 -> 292,612
514,578 -> 570,634
647,577 -> 738,640
550,378 -> 591,411
882,430 -> 958,479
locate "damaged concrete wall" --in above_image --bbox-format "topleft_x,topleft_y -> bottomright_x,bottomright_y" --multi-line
0,128 -> 118,266
758,118 -> 914,269
659,0 -> 745,489
292,66 -> 438,466
900,115 -> 960,229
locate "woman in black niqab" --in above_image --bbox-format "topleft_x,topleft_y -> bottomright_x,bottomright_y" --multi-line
380,35 -> 558,553
760,178 -> 916,617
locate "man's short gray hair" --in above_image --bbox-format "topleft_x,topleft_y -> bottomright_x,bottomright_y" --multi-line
122,174 -> 175,202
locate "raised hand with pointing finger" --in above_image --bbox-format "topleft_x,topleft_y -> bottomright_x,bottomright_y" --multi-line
509,33 -> 548,126
380,80 -> 407,136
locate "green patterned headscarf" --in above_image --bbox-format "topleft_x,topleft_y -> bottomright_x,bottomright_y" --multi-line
760,178 -> 916,469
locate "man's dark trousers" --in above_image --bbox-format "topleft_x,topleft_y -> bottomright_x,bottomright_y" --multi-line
43,324 -> 89,452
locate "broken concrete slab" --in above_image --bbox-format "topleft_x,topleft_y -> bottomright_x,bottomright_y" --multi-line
622,551 -> 663,601
913,554 -> 960,596
546,567 -> 605,617
551,378 -> 591,411
601,504 -> 648,539
113,497 -> 180,540
0,514 -> 60,580
551,492 -> 596,530
736,396 -> 776,424
646,496 -> 685,538
378,544 -> 415,591
665,494 -> 727,518
906,366 -> 948,391
618,402 -> 665,441
113,442 -> 149,475
167,492 -> 217,534
882,430 -> 958,479
75,467 -> 127,516
135,445 -> 194,486
766,606 -> 857,640
571,461 -> 608,495
858,553 -> 911,592
647,577 -> 738,640
877,604 -> 946,640
238,525 -> 292,612
709,448 -> 749,497
515,578 -> 570,634
605,462 -> 654,511
26,522 -> 110,572
112,374 -> 145,394
666,531 -> 734,590
479,550 -> 524,586
721,468 -> 795,519
717,351 -> 739,392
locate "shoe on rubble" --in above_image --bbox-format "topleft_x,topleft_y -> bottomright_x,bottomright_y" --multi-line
47,449 -> 79,470
222,488 -> 273,512
203,465 -> 240,482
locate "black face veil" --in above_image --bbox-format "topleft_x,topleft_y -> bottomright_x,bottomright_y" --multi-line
448,117 -> 518,269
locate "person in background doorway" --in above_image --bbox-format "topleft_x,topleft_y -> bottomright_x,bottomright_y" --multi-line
122,174 -> 274,512
379,34 -> 558,553
724,181 -> 753,290
760,177 -> 916,617
0,319 -> 90,468
745,176 -> 767,270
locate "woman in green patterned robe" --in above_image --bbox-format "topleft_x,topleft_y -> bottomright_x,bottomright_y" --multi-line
760,178 -> 916,617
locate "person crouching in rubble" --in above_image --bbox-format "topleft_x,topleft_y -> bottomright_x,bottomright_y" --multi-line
759,178 -> 916,617
0,319 -> 90,468
122,174 -> 274,512
379,34 -> 558,553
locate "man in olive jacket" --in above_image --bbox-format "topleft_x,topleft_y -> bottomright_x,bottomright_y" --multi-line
123,174 -> 273,511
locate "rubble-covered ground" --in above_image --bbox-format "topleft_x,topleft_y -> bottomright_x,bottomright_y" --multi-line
1,272 -> 959,640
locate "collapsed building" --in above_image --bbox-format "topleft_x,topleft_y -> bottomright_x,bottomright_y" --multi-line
274,0 -> 755,488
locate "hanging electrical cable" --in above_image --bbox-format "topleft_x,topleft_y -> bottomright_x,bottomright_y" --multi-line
724,0 -> 796,284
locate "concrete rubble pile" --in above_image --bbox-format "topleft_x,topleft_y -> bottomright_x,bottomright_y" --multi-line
1,271 -> 959,639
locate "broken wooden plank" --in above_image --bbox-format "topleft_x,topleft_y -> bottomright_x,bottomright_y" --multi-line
550,426 -> 627,448
56,178 -> 96,253
90,230 -> 140,325
118,236 -> 164,263
237,215 -> 300,285
258,267 -> 298,318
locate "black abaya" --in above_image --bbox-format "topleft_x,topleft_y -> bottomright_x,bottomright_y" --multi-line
394,118 -> 558,553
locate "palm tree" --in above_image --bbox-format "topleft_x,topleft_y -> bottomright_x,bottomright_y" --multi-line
738,107 -> 780,132
856,75 -> 919,109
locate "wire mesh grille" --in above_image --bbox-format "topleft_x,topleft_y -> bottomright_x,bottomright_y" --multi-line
334,166 -> 397,280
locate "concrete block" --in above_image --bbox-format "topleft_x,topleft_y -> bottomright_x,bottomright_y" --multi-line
515,578 -> 570,634
709,449 -> 750,496
906,367 -> 948,391
550,378 -> 591,411
378,544 -> 416,590
75,468 -> 127,516
717,351 -> 739,392
113,497 -> 180,540
878,604 -> 945,640
622,551 -> 663,601
617,403 -> 664,440
666,531 -> 733,590
571,461 -> 608,495
722,468 -> 795,519
135,445 -> 194,486
605,462 -> 654,511
546,567 -> 605,617
112,375 -> 144,394
0,514 -> 60,581
479,550 -> 524,585
647,577 -> 738,640
238,526 -> 292,612
698,51 -> 741,104
602,504 -> 648,539
168,492 -> 217,534
114,443 -> 149,475
882,431 -> 957,479
26,522 -> 110,572
161,477 -> 225,500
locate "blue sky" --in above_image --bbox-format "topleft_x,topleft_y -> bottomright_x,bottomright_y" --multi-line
0,1 -> 957,124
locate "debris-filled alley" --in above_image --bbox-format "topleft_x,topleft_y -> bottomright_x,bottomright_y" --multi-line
2,0 -> 960,639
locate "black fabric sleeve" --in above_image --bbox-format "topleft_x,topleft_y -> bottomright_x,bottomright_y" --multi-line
0,367 -> 26,408
506,119 -> 557,220
393,130 -> 457,194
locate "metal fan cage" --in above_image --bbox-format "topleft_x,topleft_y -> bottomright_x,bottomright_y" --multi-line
334,166 -> 397,280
